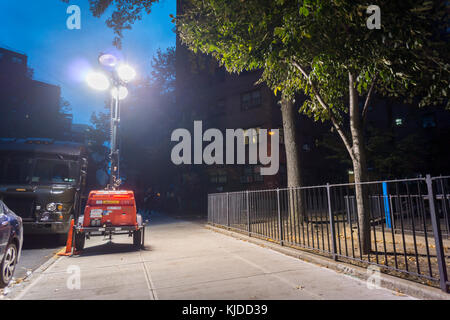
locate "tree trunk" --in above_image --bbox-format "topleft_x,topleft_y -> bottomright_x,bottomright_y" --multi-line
280,97 -> 306,228
290,58 -> 372,254
349,73 -> 371,255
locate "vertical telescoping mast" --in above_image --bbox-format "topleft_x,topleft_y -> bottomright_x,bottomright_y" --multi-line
109,78 -> 121,190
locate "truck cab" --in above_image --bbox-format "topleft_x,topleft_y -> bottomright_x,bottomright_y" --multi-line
0,138 -> 87,237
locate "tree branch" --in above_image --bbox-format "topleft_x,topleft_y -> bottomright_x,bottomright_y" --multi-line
291,59 -> 355,161
361,74 -> 377,127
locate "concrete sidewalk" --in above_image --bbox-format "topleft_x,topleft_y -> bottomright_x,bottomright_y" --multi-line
12,213 -> 414,300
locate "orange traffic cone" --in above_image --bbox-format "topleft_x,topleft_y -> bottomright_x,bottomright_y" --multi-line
57,219 -> 74,256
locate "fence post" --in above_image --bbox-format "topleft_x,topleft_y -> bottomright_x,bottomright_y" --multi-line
327,183 -> 338,261
226,192 -> 230,229
210,195 -> 214,225
277,188 -> 283,246
425,174 -> 449,293
247,190 -> 251,236
438,176 -> 450,238
207,194 -> 210,224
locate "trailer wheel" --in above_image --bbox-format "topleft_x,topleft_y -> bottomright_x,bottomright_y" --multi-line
133,229 -> 142,248
74,232 -> 85,251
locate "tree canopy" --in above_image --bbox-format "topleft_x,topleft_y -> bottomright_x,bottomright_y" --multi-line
176,0 -> 449,254
177,0 -> 449,122
150,46 -> 176,95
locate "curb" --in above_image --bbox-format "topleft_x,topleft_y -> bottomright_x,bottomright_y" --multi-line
205,224 -> 450,300
4,250 -> 63,300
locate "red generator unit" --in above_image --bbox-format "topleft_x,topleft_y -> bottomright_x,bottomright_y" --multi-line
74,190 -> 145,251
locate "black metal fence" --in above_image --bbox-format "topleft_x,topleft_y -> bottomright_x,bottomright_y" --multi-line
208,175 -> 450,293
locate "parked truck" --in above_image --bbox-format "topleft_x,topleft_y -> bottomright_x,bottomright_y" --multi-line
0,138 -> 88,241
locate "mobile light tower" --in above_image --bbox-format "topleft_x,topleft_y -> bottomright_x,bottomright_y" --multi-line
68,54 -> 144,255
86,53 -> 136,190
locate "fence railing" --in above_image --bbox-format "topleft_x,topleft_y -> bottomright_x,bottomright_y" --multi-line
208,175 -> 450,293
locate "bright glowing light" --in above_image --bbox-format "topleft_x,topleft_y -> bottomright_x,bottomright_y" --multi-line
117,64 -> 136,82
99,53 -> 118,67
86,72 -> 110,91
67,58 -> 91,83
111,86 -> 129,100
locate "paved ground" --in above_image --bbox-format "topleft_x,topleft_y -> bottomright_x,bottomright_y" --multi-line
11,213 -> 414,300
14,235 -> 64,279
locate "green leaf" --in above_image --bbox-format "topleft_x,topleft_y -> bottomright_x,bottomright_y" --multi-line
299,7 -> 309,17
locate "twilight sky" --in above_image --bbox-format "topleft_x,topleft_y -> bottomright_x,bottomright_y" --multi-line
0,0 -> 176,124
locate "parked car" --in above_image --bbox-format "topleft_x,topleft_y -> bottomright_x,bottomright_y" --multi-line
0,200 -> 23,287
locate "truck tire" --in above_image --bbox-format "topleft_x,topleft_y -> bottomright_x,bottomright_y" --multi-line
57,234 -> 68,246
133,229 -> 142,248
74,232 -> 85,251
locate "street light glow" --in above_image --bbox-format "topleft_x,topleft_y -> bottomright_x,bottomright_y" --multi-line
117,64 -> 136,82
111,86 -> 129,100
86,72 -> 110,91
98,53 -> 118,67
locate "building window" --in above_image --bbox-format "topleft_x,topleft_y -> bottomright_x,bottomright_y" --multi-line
422,113 -> 436,128
395,118 -> 403,126
279,128 -> 284,144
314,138 -> 320,147
253,168 -> 264,182
241,89 -> 262,111
210,169 -> 227,184
243,127 -> 261,144
302,143 -> 311,152
240,166 -> 264,183
11,56 -> 23,64
210,99 -> 226,117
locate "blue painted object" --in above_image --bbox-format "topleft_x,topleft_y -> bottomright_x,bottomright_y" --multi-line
382,182 -> 392,229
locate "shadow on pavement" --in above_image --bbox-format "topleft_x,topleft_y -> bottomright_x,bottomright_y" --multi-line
74,238 -> 152,257
22,234 -> 66,250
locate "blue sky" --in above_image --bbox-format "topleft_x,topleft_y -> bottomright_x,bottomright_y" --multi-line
0,0 -> 176,124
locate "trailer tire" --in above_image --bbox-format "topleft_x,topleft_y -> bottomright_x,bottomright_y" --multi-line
74,232 -> 85,251
133,229 -> 142,248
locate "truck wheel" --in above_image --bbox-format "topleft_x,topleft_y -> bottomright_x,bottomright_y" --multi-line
133,229 -> 142,248
74,232 -> 85,251
1,242 -> 18,288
